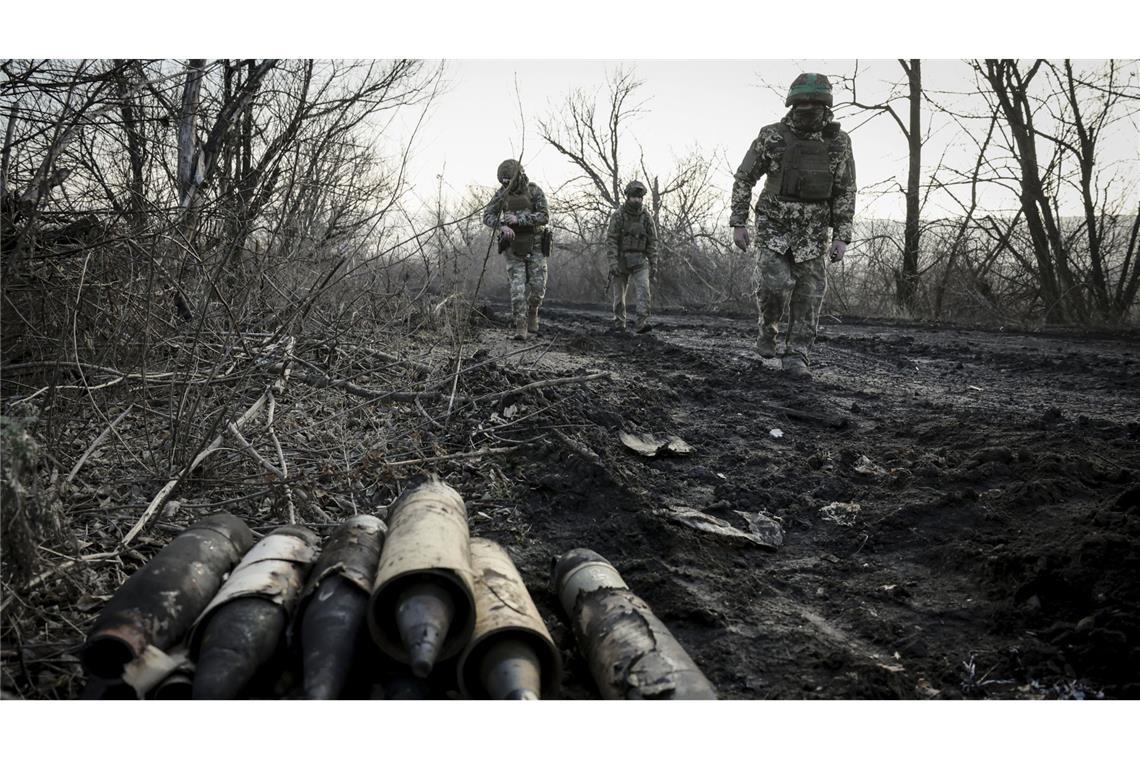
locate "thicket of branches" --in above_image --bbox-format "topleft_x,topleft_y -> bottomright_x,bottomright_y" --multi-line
0,59 -> 459,585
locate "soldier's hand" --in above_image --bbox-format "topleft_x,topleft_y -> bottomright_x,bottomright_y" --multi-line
733,226 -> 751,251
499,225 -> 515,241
829,240 -> 847,263
502,213 -> 519,225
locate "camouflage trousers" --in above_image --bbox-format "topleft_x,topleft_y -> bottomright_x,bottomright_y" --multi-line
505,243 -> 548,323
612,267 -> 651,326
752,223 -> 829,360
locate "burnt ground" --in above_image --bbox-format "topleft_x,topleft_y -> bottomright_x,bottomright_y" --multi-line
4,299 -> 1138,701
468,301 -> 1140,699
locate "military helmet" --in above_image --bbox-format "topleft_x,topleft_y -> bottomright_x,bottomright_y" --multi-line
785,73 -> 833,107
624,180 -> 648,197
497,159 -> 523,184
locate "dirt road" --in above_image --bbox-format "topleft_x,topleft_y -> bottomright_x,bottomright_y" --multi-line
468,301 -> 1140,699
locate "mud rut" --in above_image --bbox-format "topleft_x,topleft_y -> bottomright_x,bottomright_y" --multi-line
471,302 -> 1140,699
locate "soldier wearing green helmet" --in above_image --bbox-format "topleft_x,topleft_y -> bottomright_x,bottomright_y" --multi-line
483,158 -> 551,340
730,72 -> 857,379
605,179 -> 658,334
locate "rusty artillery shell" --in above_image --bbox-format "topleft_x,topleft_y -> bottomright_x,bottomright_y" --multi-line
553,548 -> 717,700
457,538 -> 561,699
368,476 -> 476,677
189,525 -> 319,699
293,514 -> 386,699
81,513 -> 253,681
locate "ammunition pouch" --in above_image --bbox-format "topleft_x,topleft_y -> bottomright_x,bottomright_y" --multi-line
766,128 -> 835,202
623,252 -> 648,271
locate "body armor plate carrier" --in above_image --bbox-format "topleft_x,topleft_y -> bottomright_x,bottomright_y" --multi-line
763,124 -> 835,202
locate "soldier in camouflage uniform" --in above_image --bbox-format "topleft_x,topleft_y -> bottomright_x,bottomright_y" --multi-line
730,73 -> 856,379
483,159 -> 550,340
606,180 -> 658,334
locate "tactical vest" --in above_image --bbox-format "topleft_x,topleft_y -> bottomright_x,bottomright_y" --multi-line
505,188 -> 536,253
763,124 -> 835,202
619,210 -> 649,253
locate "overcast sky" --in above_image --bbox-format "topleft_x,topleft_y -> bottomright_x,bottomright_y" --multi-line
388,59 -> 1139,224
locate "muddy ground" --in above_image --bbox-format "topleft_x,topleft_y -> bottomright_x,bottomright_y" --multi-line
469,301 -> 1140,699
4,300 -> 1138,700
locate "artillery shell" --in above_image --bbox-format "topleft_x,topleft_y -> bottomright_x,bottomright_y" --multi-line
478,638 -> 541,700
81,513 -> 253,681
299,574 -> 371,699
293,515 -> 386,700
553,548 -> 717,700
192,597 -> 286,699
369,476 -> 476,673
188,525 -> 320,699
396,580 -> 455,678
458,538 -> 560,699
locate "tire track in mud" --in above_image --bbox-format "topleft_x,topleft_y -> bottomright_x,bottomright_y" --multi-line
475,302 -> 1140,698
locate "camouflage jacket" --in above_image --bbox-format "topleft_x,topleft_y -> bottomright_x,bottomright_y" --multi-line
605,205 -> 658,269
729,112 -> 857,243
482,179 -> 549,230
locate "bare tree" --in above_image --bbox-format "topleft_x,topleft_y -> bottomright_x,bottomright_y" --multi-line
835,60 -> 925,311
975,58 -> 1140,323
538,67 -> 646,215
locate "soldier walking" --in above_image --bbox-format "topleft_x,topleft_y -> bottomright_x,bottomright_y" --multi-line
483,159 -> 550,341
730,73 -> 857,379
606,180 -> 658,334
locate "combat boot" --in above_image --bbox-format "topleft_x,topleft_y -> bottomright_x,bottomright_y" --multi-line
608,319 -> 626,333
510,317 -> 528,342
527,303 -> 540,336
781,353 -> 812,379
756,334 -> 777,359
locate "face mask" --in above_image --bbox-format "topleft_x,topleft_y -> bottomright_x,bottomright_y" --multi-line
792,106 -> 827,132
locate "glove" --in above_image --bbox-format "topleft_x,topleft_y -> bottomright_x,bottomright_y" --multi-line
733,226 -> 751,251
829,240 -> 847,263
499,225 -> 515,241
502,212 -> 519,225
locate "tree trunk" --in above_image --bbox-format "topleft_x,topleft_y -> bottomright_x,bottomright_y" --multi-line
898,59 -> 922,312
980,59 -> 1083,323
177,59 -> 206,211
114,60 -> 147,236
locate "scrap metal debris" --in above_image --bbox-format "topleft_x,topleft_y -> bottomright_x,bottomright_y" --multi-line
666,507 -> 782,550
619,431 -> 694,458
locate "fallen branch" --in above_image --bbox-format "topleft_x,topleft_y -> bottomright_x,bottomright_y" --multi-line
551,428 -> 604,467
120,338 -> 296,547
65,404 -> 134,486
383,445 -> 521,468
288,367 -> 462,403
470,371 -> 610,404
19,551 -> 120,594
226,422 -> 285,480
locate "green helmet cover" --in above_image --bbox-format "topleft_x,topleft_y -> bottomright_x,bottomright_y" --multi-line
624,180 -> 648,197
785,73 -> 833,107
